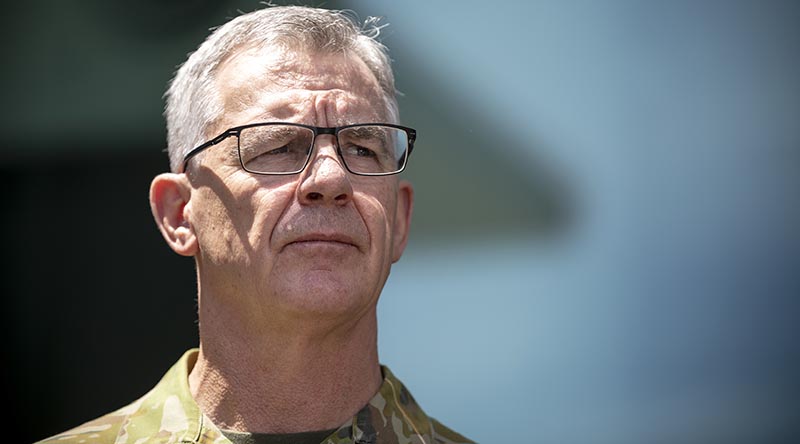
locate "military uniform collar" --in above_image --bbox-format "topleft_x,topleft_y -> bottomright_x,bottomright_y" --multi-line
119,349 -> 434,444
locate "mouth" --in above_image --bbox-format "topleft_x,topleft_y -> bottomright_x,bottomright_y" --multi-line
285,233 -> 359,250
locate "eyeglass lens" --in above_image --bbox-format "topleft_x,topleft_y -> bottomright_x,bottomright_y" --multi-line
237,124 -> 408,174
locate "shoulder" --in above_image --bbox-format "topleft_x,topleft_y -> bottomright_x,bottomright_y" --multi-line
431,417 -> 477,444
35,400 -> 138,444
378,366 -> 476,444
36,350 -> 203,444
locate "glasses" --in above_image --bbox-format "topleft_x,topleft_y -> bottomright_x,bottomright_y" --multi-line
181,122 -> 417,176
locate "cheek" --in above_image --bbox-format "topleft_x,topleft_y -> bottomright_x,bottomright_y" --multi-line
192,176 -> 297,265
192,189 -> 246,265
354,188 -> 397,255
248,184 -> 296,249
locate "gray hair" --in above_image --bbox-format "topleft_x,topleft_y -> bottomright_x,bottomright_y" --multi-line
164,5 -> 399,172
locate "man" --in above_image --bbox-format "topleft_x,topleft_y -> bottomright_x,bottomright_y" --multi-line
37,5 -> 473,444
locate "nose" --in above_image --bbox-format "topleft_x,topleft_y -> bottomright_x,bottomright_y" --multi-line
297,136 -> 353,206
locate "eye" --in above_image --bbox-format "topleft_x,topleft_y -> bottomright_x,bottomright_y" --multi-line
352,145 -> 377,158
265,145 -> 289,155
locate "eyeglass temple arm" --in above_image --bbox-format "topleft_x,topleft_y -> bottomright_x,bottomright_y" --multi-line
181,130 -> 238,173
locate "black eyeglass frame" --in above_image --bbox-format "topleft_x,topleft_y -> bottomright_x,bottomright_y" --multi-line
181,122 -> 417,176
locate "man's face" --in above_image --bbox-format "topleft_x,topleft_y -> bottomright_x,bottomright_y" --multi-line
183,47 -> 413,325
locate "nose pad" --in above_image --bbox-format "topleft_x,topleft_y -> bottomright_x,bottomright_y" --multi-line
297,138 -> 353,206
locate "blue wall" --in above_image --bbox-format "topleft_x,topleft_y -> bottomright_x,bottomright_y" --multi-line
369,1 -> 800,442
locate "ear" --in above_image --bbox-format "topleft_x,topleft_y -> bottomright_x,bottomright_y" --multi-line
391,180 -> 414,263
149,173 -> 198,257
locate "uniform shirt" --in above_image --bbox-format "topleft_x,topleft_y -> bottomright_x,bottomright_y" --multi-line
37,349 -> 474,444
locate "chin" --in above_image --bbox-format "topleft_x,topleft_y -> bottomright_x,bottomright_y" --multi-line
271,272 -> 376,319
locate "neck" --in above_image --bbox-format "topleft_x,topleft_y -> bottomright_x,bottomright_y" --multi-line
188,291 -> 382,434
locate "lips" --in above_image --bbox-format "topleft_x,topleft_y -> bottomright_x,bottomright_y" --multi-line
286,233 -> 358,248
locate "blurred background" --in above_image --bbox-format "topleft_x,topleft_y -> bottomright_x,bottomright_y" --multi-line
3,1 -> 799,443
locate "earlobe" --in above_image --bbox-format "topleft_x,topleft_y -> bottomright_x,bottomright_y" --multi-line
150,173 -> 198,257
391,180 -> 414,263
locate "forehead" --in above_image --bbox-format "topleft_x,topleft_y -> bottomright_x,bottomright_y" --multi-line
213,46 -> 387,129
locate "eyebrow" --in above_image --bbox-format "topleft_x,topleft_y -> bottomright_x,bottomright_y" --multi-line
344,126 -> 387,142
258,125 -> 303,138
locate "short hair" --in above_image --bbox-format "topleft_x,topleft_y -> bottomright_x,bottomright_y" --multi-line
164,5 -> 399,172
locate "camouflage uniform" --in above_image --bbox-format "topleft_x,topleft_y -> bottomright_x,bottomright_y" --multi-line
37,349 -> 474,444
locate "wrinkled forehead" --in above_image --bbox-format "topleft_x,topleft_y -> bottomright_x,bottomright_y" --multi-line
212,46 -> 388,129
